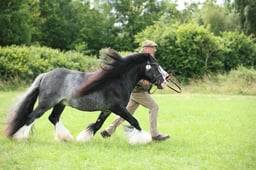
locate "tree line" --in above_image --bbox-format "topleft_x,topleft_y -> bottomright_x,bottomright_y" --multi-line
0,0 -> 255,80
0,0 -> 255,54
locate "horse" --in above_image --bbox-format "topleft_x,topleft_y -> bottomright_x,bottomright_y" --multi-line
4,49 -> 165,145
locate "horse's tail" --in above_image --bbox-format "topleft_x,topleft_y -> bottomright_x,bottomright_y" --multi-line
4,73 -> 45,137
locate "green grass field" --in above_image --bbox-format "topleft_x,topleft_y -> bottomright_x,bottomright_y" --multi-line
0,91 -> 256,170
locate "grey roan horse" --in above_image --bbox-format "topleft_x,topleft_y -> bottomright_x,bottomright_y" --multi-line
4,49 -> 165,144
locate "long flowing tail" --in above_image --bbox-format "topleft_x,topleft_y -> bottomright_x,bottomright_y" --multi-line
4,73 -> 45,137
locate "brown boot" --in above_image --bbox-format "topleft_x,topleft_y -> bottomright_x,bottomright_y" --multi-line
152,134 -> 170,141
100,130 -> 111,138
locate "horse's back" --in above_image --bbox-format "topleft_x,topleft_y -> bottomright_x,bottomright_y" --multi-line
38,68 -> 89,104
42,68 -> 86,85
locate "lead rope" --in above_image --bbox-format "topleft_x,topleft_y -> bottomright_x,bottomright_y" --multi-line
149,77 -> 182,94
167,78 -> 182,93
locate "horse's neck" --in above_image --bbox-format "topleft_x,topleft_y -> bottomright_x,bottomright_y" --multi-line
122,65 -> 142,92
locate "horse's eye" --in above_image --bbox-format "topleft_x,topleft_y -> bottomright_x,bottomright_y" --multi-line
146,65 -> 151,71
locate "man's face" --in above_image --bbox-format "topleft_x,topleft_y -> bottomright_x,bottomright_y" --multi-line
143,46 -> 157,56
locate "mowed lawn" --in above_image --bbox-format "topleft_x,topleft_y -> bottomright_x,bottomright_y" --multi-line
0,90 -> 255,170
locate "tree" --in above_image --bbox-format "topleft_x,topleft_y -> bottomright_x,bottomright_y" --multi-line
102,0 -> 168,51
200,0 -> 240,36
0,0 -> 34,45
178,2 -> 201,24
38,0 -> 75,50
37,0 -> 110,54
234,0 -> 256,36
221,31 -> 256,71
70,1 -> 110,54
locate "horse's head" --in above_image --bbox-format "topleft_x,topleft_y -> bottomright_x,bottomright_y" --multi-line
144,55 -> 165,89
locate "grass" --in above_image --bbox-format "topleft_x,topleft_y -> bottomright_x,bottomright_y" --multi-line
0,90 -> 256,170
184,66 -> 256,95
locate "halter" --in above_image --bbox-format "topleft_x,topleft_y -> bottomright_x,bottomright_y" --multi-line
148,62 -> 182,94
149,74 -> 182,94
146,61 -> 164,88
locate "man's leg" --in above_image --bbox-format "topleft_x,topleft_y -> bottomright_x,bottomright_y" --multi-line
101,96 -> 139,137
131,92 -> 169,141
130,92 -> 159,136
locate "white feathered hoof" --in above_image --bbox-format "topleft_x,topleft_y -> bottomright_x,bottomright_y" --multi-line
124,126 -> 152,145
55,122 -> 73,142
13,124 -> 34,141
76,128 -> 94,142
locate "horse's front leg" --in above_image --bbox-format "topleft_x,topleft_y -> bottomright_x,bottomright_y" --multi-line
77,111 -> 111,142
113,106 -> 152,145
48,104 -> 73,142
115,108 -> 141,131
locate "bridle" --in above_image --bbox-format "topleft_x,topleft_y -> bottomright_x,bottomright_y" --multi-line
149,62 -> 182,94
146,62 -> 164,88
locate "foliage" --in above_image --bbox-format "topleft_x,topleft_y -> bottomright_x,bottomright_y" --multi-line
136,22 -> 256,80
0,0 -> 33,45
101,0 -> 169,51
38,0 -> 73,50
172,24 -> 222,77
0,0 -> 256,82
200,1 -> 241,35
178,2 -> 201,24
221,31 -> 256,71
0,0 -> 171,54
136,23 -> 223,79
186,66 -> 256,95
134,21 -> 173,49
229,65 -> 256,83
234,0 -> 256,36
0,45 -> 99,82
37,0 -> 108,54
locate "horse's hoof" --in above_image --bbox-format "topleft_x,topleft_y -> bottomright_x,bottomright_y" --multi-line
76,128 -> 94,142
55,122 -> 73,142
124,127 -> 152,145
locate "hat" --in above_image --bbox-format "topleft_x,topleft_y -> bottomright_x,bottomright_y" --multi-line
142,40 -> 157,47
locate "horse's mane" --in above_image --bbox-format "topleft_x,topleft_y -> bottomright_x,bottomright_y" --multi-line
76,48 -> 150,96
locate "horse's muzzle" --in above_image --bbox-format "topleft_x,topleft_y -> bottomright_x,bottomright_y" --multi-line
155,80 -> 165,89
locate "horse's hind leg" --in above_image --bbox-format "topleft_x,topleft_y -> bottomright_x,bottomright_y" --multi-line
13,105 -> 49,140
48,104 -> 73,141
77,111 -> 111,142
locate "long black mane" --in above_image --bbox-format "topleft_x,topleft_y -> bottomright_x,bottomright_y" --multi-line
76,48 -> 151,96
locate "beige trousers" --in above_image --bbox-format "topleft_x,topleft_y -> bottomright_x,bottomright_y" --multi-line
105,92 -> 159,137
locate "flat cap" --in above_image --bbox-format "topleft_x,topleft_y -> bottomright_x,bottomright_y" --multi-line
142,40 -> 157,47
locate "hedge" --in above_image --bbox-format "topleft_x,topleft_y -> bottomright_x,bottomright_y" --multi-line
0,45 -> 100,81
135,23 -> 256,80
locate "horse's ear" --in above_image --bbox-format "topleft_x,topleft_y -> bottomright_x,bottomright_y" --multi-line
146,53 -> 153,61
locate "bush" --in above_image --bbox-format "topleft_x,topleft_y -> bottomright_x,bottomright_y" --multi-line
229,65 -> 256,85
158,24 -> 223,79
0,45 -> 100,82
186,66 -> 256,95
135,23 -> 256,81
135,23 -> 224,80
221,31 -> 256,71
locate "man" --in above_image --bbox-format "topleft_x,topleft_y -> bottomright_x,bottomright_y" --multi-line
100,40 -> 170,141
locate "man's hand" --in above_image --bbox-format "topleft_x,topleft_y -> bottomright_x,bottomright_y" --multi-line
142,79 -> 150,85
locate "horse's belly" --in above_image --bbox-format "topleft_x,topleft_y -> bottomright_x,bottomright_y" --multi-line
68,96 -> 109,112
